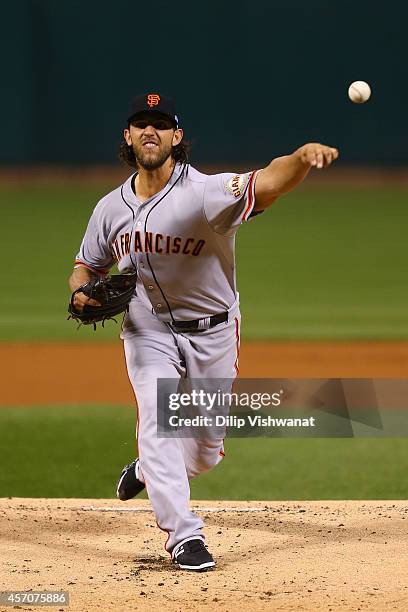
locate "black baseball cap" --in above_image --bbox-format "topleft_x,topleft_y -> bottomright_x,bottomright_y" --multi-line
127,93 -> 179,128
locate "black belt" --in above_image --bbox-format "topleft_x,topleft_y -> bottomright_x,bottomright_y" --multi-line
170,311 -> 228,332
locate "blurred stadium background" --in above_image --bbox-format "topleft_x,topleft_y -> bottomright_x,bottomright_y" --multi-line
1,0 -> 407,500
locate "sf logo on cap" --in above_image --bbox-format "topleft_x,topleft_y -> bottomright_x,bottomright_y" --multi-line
147,93 -> 160,108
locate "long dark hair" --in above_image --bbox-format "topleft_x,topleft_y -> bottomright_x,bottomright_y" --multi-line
119,136 -> 190,169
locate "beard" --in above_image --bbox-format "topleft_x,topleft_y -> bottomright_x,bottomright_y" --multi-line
132,141 -> 173,170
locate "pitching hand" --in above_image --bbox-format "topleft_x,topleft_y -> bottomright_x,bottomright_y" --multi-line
296,143 -> 339,169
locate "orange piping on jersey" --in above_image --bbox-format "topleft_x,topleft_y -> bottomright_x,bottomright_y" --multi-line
121,342 -> 140,454
144,473 -> 171,555
155,519 -> 172,556
120,341 -> 171,555
141,467 -> 171,555
134,390 -> 140,452
133,408 -> 171,554
74,260 -> 109,275
219,449 -> 225,457
242,171 -> 257,222
234,316 -> 240,375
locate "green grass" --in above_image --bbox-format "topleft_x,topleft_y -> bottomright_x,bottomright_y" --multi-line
1,404 -> 407,499
1,185 -> 119,341
0,404 -> 138,498
237,186 -> 408,339
1,184 -> 408,340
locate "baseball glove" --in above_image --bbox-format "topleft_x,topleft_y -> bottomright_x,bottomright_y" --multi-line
68,272 -> 137,329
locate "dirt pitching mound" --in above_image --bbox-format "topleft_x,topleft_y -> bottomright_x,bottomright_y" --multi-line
1,498 -> 407,611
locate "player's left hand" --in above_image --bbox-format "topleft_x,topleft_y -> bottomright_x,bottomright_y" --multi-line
296,143 -> 339,169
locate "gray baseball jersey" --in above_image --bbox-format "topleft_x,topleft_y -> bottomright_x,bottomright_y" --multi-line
74,162 -> 260,552
75,163 -> 259,325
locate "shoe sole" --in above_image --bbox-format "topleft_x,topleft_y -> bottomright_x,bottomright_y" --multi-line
116,471 -> 131,500
116,470 -> 145,501
174,561 -> 215,572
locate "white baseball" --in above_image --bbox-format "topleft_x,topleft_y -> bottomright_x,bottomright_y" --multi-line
348,81 -> 371,104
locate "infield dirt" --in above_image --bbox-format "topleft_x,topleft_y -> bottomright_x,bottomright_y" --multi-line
1,498 -> 407,611
2,341 -> 408,405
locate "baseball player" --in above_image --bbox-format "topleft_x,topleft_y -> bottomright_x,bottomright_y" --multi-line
69,92 -> 338,571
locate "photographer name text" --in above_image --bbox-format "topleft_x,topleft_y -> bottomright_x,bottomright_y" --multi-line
168,415 -> 316,428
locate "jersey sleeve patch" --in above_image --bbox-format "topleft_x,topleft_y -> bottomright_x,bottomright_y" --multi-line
225,174 -> 248,198
203,170 -> 259,236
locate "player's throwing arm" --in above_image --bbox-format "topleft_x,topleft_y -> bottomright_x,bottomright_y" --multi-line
253,143 -> 339,212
